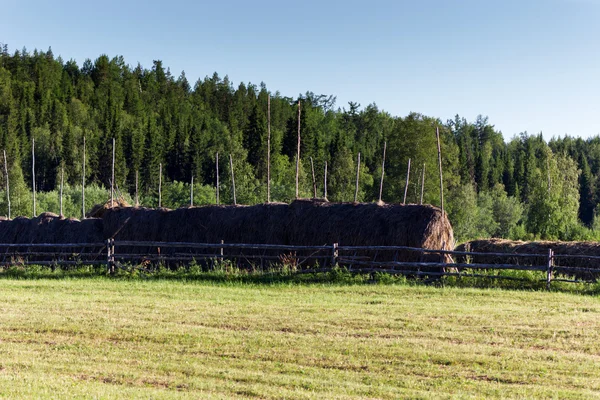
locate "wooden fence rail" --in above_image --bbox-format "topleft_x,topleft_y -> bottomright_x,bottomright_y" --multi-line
0,241 -> 596,286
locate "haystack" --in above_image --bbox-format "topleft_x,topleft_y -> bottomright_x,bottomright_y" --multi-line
87,197 -> 131,218
456,239 -> 600,280
101,200 -> 454,264
0,213 -> 104,244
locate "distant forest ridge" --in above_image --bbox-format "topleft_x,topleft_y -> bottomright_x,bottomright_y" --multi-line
0,45 -> 599,242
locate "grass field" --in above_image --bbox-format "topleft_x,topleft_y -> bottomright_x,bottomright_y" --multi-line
0,278 -> 599,399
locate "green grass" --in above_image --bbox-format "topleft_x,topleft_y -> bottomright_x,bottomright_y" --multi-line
0,278 -> 599,399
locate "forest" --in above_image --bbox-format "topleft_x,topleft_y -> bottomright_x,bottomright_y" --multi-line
0,45 -> 598,243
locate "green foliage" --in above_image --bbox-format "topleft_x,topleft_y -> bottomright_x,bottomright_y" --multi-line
1,47 -> 600,241
160,180 -> 216,209
526,150 -> 580,240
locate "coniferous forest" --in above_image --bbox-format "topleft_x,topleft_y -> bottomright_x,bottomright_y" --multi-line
0,45 -> 599,242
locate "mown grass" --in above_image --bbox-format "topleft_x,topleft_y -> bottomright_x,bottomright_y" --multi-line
0,275 -> 599,398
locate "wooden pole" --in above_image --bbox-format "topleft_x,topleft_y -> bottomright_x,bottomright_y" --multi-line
158,163 -> 162,208
3,150 -> 10,219
378,141 -> 386,203
190,175 -> 194,207
82,135 -> 86,219
546,248 -> 554,290
310,157 -> 317,199
403,158 -> 411,205
216,152 -> 220,205
324,161 -> 328,200
436,126 -> 444,215
59,166 -> 64,217
135,170 -> 139,207
296,100 -> 301,199
354,152 -> 361,202
267,95 -> 271,203
32,138 -> 35,217
420,163 -> 425,205
229,154 -> 236,205
111,137 -> 115,208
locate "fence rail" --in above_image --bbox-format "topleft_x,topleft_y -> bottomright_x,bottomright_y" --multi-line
0,241 -> 597,286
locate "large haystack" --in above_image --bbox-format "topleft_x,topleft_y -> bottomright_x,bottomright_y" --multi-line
456,239 -> 600,280
0,213 -> 104,244
102,200 -> 454,263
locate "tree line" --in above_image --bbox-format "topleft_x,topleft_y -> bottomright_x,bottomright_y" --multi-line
0,45 -> 598,242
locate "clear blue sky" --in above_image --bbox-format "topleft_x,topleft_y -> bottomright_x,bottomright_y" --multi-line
2,0 -> 599,140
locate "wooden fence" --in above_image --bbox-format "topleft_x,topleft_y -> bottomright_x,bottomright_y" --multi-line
0,241 -> 597,286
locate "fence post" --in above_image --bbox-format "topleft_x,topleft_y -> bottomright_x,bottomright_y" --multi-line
546,248 -> 554,290
111,238 -> 116,274
220,239 -> 224,261
106,239 -> 112,273
331,243 -> 338,267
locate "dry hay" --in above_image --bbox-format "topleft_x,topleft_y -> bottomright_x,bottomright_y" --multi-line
0,200 -> 454,271
87,197 -> 131,218
0,213 -> 104,264
456,239 -> 600,280
102,200 -> 454,266
0,213 -> 104,244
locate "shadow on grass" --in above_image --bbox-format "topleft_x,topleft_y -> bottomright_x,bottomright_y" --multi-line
0,264 -> 599,295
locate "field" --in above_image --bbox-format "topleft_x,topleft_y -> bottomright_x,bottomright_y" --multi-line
0,278 -> 599,399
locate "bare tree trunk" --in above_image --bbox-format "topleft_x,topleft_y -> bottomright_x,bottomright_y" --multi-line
403,158 -> 411,205
32,138 -> 35,217
190,175 -> 194,207
267,95 -> 271,203
229,154 -> 236,205
354,152 -> 361,202
324,161 -> 328,200
420,163 -> 425,205
135,170 -> 139,207
296,100 -> 301,199
310,157 -> 317,199
436,127 -> 444,215
378,142 -> 386,203
158,163 -> 162,208
60,166 -> 64,217
216,153 -> 220,205
82,135 -> 86,219
3,150 -> 10,219
111,137 -> 115,207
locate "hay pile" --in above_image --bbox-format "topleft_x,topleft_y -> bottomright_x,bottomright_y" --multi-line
0,213 -> 104,244
102,200 -> 454,263
87,197 -> 131,218
0,200 -> 454,268
456,239 -> 600,279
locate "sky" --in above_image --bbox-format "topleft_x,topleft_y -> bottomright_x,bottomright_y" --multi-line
1,0 -> 599,140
